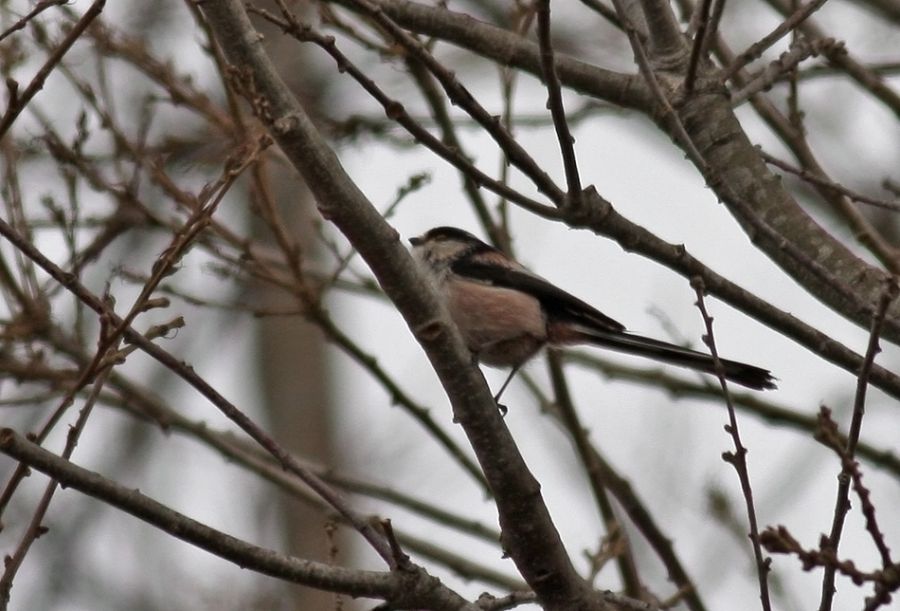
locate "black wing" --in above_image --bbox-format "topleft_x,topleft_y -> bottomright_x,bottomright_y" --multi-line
452,260 -> 625,333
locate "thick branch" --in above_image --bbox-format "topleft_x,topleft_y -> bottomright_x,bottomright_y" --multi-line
328,0 -> 653,112
636,0 -> 686,60
199,1 -> 606,607
560,190 -> 900,401
0,429 -> 470,609
328,0 -> 900,344
670,90 -> 900,343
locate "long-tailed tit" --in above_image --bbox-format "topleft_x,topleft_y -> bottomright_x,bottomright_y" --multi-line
409,226 -> 775,399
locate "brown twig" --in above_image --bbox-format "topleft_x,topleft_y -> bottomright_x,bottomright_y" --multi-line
564,350 -> 900,479
536,0 -> 583,209
761,525 -> 884,582
344,0 -> 568,206
0,143 -> 256,543
402,60 -> 502,248
0,429 -> 479,609
818,278 -> 899,611
545,352 -> 645,602
691,277 -> 772,611
0,0 -> 106,139
0,0 -> 67,44
816,408 -> 893,570
521,370 -> 708,611
731,38 -> 843,105
722,0 -> 831,81
759,149 -> 900,213
0,212 -> 397,566
762,0 -> 900,116
0,361 -> 109,605
577,0 -> 625,30
248,6 -> 558,219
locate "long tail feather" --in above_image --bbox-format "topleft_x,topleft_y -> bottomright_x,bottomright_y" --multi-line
570,329 -> 776,390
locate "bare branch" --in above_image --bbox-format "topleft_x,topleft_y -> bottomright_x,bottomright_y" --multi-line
634,0 -> 685,59
0,0 -> 67,44
0,0 -> 106,140
0,212 -> 397,566
346,0 -> 567,206
199,1 -> 609,607
722,0 -> 831,80
819,279 -> 899,611
536,0 -> 584,207
0,429 -> 475,609
328,0 -> 654,112
760,149 -> 900,213
691,277 -> 772,611
248,7 -> 556,218
731,37 -> 843,105
684,0 -> 724,95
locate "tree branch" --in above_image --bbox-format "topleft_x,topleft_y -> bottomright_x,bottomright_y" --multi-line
0,429 -> 475,609
199,1 -> 608,607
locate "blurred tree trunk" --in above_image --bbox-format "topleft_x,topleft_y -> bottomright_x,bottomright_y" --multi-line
254,8 -> 337,608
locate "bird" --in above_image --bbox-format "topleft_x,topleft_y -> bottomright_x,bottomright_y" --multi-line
408,226 -> 775,400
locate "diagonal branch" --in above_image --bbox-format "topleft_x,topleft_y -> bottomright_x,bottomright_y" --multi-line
0,0 -> 106,140
248,7 -> 556,219
0,0 -> 67,44
560,189 -> 900,401
347,0 -> 567,205
0,429 -> 475,610
328,0 -> 654,112
722,0 -> 831,80
635,0 -> 685,59
336,0 -> 900,346
199,1 -> 608,607
0,212 -> 396,566
762,0 -> 900,117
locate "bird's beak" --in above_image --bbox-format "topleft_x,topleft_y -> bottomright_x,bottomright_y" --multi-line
408,236 -> 423,246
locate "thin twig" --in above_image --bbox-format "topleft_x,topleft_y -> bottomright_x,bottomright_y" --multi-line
760,525 -> 890,586
0,0 -> 106,139
761,0 -> 900,115
722,0 -> 831,81
344,0 -> 568,206
0,137 -> 262,525
564,350 -> 900,479
691,277 -> 772,611
520,370 -> 709,611
402,60 -> 504,249
0,213 -> 396,566
577,0 -> 624,30
536,0 -> 583,208
248,6 -> 558,219
815,408 -> 893,570
545,352 -> 644,601
0,366 -> 109,605
818,278 -> 899,611
760,149 -> 900,213
731,38 -> 842,105
0,0 -> 67,44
